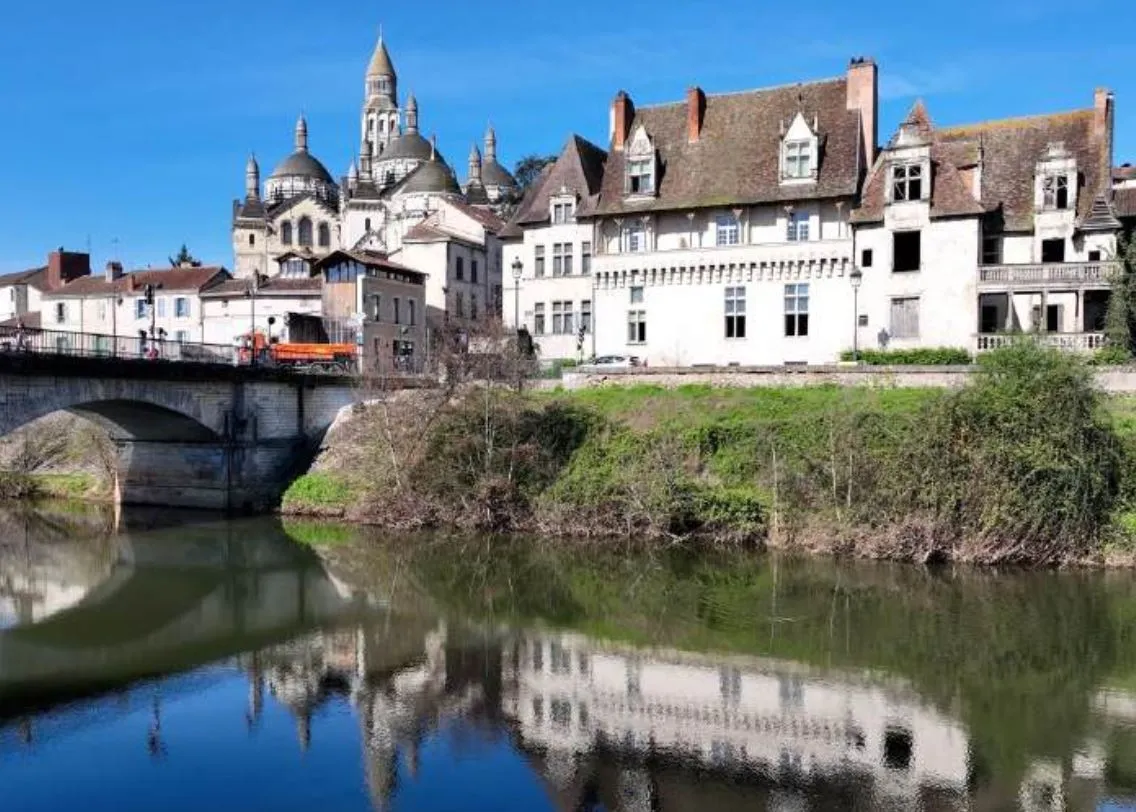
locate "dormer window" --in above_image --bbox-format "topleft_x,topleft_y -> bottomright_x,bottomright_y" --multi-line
784,141 -> 812,179
715,214 -> 740,246
1043,175 -> 1069,210
627,159 -> 654,195
891,164 -> 924,202
552,202 -> 574,223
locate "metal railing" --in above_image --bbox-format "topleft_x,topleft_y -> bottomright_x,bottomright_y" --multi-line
0,326 -> 236,365
977,261 -> 1121,288
976,332 -> 1107,352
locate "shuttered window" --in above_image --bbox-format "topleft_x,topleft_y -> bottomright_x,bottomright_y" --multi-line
890,297 -> 920,338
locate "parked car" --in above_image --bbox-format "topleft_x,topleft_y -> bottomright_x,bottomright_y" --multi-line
589,355 -> 641,370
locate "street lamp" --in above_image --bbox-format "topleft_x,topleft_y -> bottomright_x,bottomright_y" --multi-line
849,267 -> 863,362
511,257 -> 523,329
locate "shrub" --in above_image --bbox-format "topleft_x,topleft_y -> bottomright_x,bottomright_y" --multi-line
840,347 -> 972,365
1089,345 -> 1133,366
282,473 -> 355,512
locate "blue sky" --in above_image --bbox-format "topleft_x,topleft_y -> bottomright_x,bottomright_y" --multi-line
1,0 -> 1133,273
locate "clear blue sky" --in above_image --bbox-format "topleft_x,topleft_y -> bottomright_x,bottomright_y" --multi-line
1,0 -> 1133,273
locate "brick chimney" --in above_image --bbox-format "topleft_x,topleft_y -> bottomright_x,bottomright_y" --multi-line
686,86 -> 706,143
104,261 -> 124,282
1094,87 -> 1115,176
846,57 -> 879,171
610,90 -> 635,151
45,249 -> 91,291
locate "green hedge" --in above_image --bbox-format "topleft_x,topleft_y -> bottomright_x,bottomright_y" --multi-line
840,347 -> 972,365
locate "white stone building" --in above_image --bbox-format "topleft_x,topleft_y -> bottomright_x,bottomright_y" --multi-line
852,90 -> 1121,354
504,60 -> 878,365
199,276 -> 323,346
0,251 -> 92,329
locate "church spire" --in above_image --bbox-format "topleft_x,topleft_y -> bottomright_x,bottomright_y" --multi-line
406,93 -> 419,134
468,143 -> 482,184
485,124 -> 497,163
367,30 -> 396,79
245,154 -> 260,199
295,114 -> 308,153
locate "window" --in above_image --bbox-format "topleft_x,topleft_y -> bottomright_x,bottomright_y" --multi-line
318,222 -> 330,247
532,697 -> 544,724
630,286 -> 644,304
1089,250 -> 1102,262
364,217 -> 372,232
454,292 -> 464,318
97,300 -> 107,320
581,300 -> 592,333
784,140 -> 812,179
716,214 -> 740,246
893,231 -> 921,272
135,298 -> 148,319
624,222 -> 646,253
175,297 -> 190,318
779,675 -> 804,709
581,242 -> 592,274
470,295 -> 478,321
982,236 -> 1002,265
174,330 -> 189,343
551,699 -> 571,730
371,294 -> 382,321
456,256 -> 464,281
552,301 -> 565,334
884,728 -> 913,771
784,283 -> 809,337
393,297 -> 401,325
787,212 -> 809,242
890,297 -> 920,338
563,304 -> 574,336
627,158 -> 653,194
553,202 -> 573,223
281,221 -> 293,245
471,260 -> 479,284
1043,174 -> 1069,210
298,217 -> 313,247
249,234 -> 255,247
157,297 -> 167,318
861,249 -> 873,268
563,245 -> 573,275
534,303 -> 546,335
725,286 -> 746,338
552,244 -> 565,277
1046,304 -> 1061,332
891,164 -> 923,201
628,310 -> 647,343
1042,238 -> 1065,263
534,246 -> 545,277
550,643 -> 571,675
54,302 -> 66,324
408,299 -> 416,326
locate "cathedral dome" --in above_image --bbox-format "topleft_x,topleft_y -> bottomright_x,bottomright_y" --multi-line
481,160 -> 516,189
400,159 -> 461,195
381,131 -> 440,163
270,151 -> 335,184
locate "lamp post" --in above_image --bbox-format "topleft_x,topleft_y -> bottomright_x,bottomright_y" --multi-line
511,257 -> 523,329
849,267 -> 863,362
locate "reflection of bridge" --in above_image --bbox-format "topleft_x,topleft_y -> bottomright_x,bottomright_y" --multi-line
0,519 -> 366,711
0,352 -> 355,509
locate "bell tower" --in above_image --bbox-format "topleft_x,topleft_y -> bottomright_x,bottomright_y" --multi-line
361,31 -> 400,162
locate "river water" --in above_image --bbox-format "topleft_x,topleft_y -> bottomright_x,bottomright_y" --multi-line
1,504 -> 1135,811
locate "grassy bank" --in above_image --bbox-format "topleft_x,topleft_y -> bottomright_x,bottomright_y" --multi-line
284,343 -> 1136,565
0,472 -> 109,502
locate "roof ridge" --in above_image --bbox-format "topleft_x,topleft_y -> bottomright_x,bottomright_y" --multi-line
939,108 -> 1094,135
633,75 -> 845,111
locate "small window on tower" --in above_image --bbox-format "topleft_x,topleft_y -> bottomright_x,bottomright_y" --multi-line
249,234 -> 255,247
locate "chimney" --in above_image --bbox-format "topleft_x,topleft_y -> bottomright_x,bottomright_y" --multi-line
686,86 -> 706,143
1094,87 -> 1115,176
105,261 -> 124,282
846,57 -> 879,170
610,90 -> 634,151
45,249 -> 91,291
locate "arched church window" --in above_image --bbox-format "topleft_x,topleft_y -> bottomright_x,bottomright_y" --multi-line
281,221 -> 293,245
318,222 -> 331,247
298,217 -> 313,247
248,234 -> 255,247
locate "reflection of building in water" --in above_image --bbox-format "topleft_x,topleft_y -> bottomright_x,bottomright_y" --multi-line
0,530 -> 117,628
503,632 -> 971,809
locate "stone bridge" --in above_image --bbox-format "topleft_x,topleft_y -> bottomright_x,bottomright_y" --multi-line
0,354 -> 358,510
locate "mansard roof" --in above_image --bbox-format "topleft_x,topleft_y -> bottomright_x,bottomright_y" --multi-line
506,135 -> 607,233
938,109 -> 1108,231
592,76 -> 862,216
853,103 -> 1112,231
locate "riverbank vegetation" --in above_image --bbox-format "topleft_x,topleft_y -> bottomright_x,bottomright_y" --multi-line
284,342 -> 1136,565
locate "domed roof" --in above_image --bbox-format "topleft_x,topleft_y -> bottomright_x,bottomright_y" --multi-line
271,151 -> 335,184
481,159 -> 516,188
400,159 -> 461,195
380,131 -> 440,163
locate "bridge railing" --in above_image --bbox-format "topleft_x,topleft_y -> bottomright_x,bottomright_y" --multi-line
0,326 -> 236,366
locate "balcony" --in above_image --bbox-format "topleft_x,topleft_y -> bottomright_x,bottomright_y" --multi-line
977,261 -> 1121,291
976,332 -> 1106,352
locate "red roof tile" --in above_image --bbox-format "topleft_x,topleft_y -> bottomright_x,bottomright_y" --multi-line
45,266 -> 229,298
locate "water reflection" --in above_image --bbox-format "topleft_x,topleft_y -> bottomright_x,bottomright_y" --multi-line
1,509 -> 1136,811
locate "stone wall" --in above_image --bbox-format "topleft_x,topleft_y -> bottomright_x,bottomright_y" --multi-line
551,365 -> 1136,394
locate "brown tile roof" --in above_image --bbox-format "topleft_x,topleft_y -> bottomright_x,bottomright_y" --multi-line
1115,163 -> 1136,183
938,109 -> 1108,232
854,103 -> 1112,232
313,249 -> 426,280
447,199 -> 505,233
510,135 -> 607,228
0,266 -> 47,290
0,312 -> 41,329
201,276 -> 322,298
44,266 -> 229,298
591,77 -> 862,216
1115,187 -> 1136,219
402,215 -> 483,249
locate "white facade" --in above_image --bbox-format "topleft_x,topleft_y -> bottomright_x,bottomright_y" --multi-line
200,289 -> 322,346
45,287 -> 206,344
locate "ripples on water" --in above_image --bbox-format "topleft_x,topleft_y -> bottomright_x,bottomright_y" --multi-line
1,504 -> 1135,811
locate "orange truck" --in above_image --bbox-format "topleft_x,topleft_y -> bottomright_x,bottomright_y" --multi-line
237,331 -> 356,373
